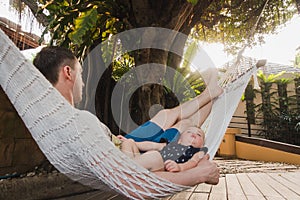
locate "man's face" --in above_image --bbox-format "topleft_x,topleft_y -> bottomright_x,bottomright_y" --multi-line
179,127 -> 205,148
72,59 -> 84,104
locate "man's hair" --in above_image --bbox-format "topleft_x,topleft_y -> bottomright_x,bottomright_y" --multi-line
33,46 -> 76,84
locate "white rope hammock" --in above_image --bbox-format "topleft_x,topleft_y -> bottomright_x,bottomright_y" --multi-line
0,29 -> 259,199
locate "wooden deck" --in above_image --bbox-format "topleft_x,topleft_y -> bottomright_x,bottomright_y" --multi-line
1,157 -> 299,200
167,172 -> 300,200
58,171 -> 300,199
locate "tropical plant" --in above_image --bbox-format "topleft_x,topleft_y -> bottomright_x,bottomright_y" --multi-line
276,110 -> 300,145
255,71 -> 281,139
276,78 -> 293,113
294,76 -> 300,112
253,71 -> 300,145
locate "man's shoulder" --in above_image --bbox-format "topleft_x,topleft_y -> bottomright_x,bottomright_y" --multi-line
75,109 -> 112,137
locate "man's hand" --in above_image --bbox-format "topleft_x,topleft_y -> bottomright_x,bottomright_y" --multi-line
197,154 -> 219,185
164,160 -> 180,172
153,154 -> 219,186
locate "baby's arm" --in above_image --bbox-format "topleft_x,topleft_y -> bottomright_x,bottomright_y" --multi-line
117,135 -> 166,151
135,141 -> 166,151
164,160 -> 181,172
164,151 -> 206,172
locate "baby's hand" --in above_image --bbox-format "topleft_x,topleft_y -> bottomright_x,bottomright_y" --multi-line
164,160 -> 180,172
198,151 -> 205,159
190,151 -> 206,164
116,135 -> 127,141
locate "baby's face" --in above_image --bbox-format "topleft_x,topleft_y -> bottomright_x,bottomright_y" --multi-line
179,127 -> 205,148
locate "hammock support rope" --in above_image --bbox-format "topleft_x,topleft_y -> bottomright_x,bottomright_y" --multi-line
0,29 -> 260,199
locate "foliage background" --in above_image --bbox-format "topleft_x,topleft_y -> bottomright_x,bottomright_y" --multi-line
15,0 -> 299,134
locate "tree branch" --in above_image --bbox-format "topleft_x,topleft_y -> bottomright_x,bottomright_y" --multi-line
21,0 -> 49,26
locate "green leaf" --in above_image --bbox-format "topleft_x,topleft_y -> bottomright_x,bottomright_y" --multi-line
187,0 -> 198,6
181,40 -> 198,69
68,6 -> 98,45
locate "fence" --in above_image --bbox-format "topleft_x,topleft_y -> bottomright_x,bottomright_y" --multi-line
229,115 -> 300,146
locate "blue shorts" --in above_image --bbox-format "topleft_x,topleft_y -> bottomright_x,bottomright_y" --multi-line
125,121 -> 180,143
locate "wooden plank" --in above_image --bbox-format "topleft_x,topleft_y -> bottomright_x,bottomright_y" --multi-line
246,196 -> 265,200
247,173 -> 283,199
278,171 -> 300,185
189,192 -> 209,200
265,197 -> 285,200
236,173 -> 264,199
228,194 -> 247,200
96,192 -> 125,200
55,190 -> 125,200
186,185 -> 197,192
209,193 -> 227,200
168,191 -> 192,200
259,173 -> 299,199
226,174 -> 247,200
267,173 -> 300,195
195,183 -> 212,193
209,177 -> 226,200
293,171 -> 300,179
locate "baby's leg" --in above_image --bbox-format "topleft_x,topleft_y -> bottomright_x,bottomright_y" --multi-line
134,151 -> 165,172
121,139 -> 140,159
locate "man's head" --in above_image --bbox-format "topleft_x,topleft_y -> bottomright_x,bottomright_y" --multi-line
178,127 -> 205,148
33,46 -> 84,105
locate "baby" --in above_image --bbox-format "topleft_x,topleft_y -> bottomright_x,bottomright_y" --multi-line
118,127 -> 208,172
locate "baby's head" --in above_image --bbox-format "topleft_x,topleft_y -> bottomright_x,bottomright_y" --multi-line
178,127 -> 205,148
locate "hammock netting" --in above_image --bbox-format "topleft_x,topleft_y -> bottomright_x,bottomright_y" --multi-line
0,29 -> 259,199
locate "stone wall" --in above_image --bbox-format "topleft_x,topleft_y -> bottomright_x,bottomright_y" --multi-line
0,88 -> 47,175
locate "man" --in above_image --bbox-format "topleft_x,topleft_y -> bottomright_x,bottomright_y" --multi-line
33,46 -> 219,188
33,46 -> 84,106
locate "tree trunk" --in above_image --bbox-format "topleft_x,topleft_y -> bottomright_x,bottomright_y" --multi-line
95,65 -> 119,133
116,0 -> 213,126
245,83 -> 255,124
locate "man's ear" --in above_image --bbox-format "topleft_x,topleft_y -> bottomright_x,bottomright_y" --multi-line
62,65 -> 72,80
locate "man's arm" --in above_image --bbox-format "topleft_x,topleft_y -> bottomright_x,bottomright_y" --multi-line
155,154 -> 219,186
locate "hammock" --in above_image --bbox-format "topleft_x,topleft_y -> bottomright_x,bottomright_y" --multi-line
0,29 -> 260,199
